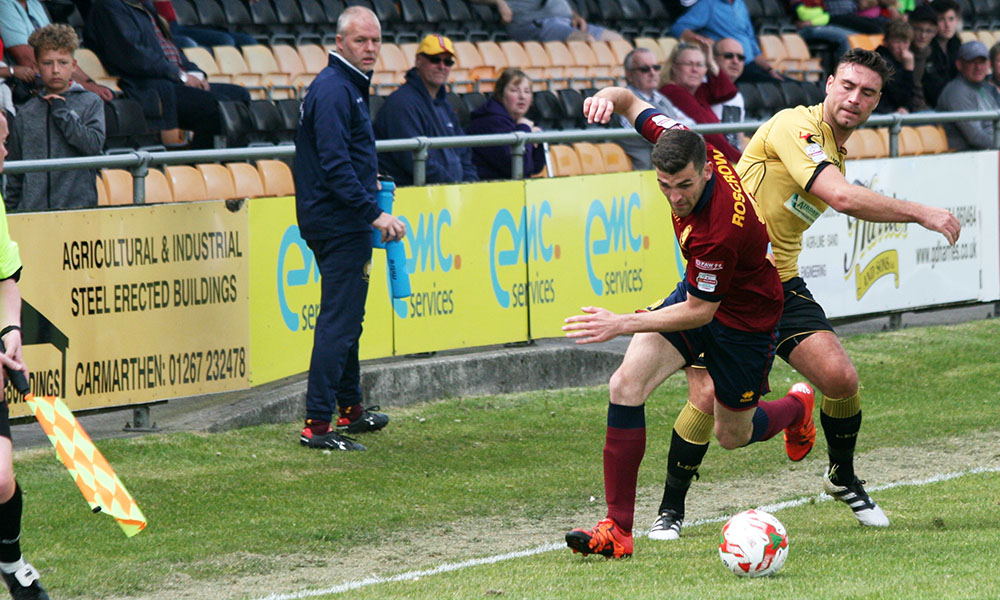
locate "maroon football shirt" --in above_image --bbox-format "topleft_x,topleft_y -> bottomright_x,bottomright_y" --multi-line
637,108 -> 782,333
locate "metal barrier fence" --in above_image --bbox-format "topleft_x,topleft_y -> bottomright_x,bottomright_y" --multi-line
5,109 -> 1000,201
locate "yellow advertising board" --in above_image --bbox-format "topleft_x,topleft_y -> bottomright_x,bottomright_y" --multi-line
391,182 -> 529,354
6,201 -> 250,417
247,196 -> 393,386
525,172 -> 681,339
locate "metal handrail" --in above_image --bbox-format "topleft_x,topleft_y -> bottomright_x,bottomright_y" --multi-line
5,109 -> 999,198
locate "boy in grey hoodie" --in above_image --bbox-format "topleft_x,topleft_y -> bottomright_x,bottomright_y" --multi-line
5,24 -> 105,212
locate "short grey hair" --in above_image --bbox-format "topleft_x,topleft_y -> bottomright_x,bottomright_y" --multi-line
337,5 -> 380,35
622,47 -> 655,71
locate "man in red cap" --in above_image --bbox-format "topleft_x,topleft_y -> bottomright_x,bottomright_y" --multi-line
373,34 -> 479,186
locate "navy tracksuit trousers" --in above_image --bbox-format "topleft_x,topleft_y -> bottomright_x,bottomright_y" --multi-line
304,232 -> 372,421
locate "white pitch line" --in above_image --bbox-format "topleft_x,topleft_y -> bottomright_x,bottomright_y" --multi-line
256,465 -> 1000,600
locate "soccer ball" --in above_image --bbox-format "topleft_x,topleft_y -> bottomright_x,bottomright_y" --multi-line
718,509 -> 789,577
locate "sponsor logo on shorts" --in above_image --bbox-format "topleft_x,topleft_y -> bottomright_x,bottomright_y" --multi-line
695,258 -> 723,271
696,272 -> 717,292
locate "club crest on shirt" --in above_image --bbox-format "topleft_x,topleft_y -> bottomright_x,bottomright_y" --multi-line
679,225 -> 692,251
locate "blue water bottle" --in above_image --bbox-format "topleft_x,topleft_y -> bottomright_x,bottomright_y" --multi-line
374,177 -> 411,299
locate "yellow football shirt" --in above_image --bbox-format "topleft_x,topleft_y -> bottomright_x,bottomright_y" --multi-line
0,194 -> 22,279
736,103 -> 845,282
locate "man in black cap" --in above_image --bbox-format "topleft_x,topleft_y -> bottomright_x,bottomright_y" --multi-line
937,40 -> 1000,150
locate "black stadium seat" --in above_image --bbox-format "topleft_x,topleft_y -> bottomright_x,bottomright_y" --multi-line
218,101 -> 253,148
756,82 -> 785,114
249,100 -> 289,144
780,80 -> 808,109
276,98 -> 301,134
461,91 -> 488,115
738,81 -> 764,120
196,0 -> 227,27
171,0 -> 200,26
526,90 -> 564,130
446,92 -> 471,129
104,99 -> 158,152
369,94 -> 386,122
556,88 -> 584,130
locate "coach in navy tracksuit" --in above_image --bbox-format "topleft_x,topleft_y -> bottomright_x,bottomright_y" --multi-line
294,6 -> 405,451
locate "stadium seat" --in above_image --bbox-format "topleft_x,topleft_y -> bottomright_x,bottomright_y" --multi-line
242,45 -> 295,99
461,91 -> 488,114
779,33 -> 824,82
218,101 -> 253,147
104,98 -> 158,150
738,82 -> 764,120
756,82 -> 785,113
498,41 -> 544,85
916,124 -> 949,154
657,37 -> 678,62
96,174 -> 108,206
523,41 -> 566,87
446,91 -> 471,129
217,0 -> 253,33
526,90 -> 563,129
183,47 -> 232,84
197,163 -> 238,200
633,37 -> 666,64
547,41 -> 588,84
843,129 -> 866,158
779,80 -> 808,108
548,144 -> 582,176
299,0 -> 331,40
101,169 -> 134,205
898,126 -> 923,156
249,99 -> 289,144
298,43 -> 329,74
380,43 -> 411,75
476,41 -> 509,75
573,142 -> 604,174
596,142 -> 632,172
212,45 -> 264,95
272,44 -> 308,85
165,165 -> 209,202
257,159 -> 296,196
276,98 -> 300,135
172,0 -> 200,25
226,162 -> 266,198
958,30 -> 978,44
144,168 -> 174,204
847,34 -> 882,50
556,88 -> 585,129
608,39 -> 635,66
75,48 -> 120,91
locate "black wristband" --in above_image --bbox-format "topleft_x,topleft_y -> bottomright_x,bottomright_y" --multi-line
0,325 -> 20,338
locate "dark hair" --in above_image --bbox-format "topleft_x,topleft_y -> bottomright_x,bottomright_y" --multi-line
908,4 -> 938,25
883,19 -> 912,42
492,67 -> 530,102
990,41 -> 1000,63
836,48 -> 894,89
650,128 -> 706,174
930,0 -> 960,15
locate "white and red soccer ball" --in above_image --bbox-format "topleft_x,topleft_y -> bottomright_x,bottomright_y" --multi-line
718,509 -> 789,577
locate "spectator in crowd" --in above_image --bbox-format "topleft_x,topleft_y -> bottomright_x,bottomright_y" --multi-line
86,0 -> 251,149
152,0 -> 255,48
0,37 -> 21,115
824,0 -> 890,33
711,38 -> 748,150
791,0 -> 856,59
990,41 -> 1000,95
294,6 -> 403,451
874,19 -> 915,113
374,34 -> 478,186
922,0 -> 961,108
469,0 -> 623,42
908,4 -> 938,111
668,0 -> 781,83
937,40 -> 1000,150
659,41 -> 742,163
465,68 -> 545,180
0,111 -> 50,600
613,47 -> 683,170
6,24 -> 104,212
0,0 -> 114,102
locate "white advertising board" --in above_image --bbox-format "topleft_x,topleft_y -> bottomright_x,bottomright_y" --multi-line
796,151 -> 999,319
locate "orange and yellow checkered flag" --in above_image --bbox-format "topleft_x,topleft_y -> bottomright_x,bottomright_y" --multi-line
25,394 -> 147,537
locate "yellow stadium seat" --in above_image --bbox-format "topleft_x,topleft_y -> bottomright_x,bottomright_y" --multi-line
399,42 -> 418,66
843,130 -> 866,158
298,43 -> 329,73
498,41 -> 545,86
183,47 -> 231,84
958,30 -> 978,44
165,165 -> 208,202
144,168 -> 173,204
607,39 -> 634,65
916,124 -> 949,154
272,44 -> 307,77
633,37 -> 666,64
197,163 -> 237,200
96,174 -> 108,206
75,48 -> 120,91
100,169 -> 134,205
548,144 -> 581,176
573,142 -> 604,175
596,142 -> 632,172
226,162 -> 266,198
546,41 -> 588,82
847,33 -> 881,50
898,126 -> 923,156
212,45 -> 263,96
257,159 -> 295,196
779,33 -> 823,82
242,45 -> 294,99
476,41 -> 509,76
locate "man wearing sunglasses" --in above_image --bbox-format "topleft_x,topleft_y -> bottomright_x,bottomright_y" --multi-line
711,38 -> 748,151
614,47 -> 683,170
374,34 -> 479,186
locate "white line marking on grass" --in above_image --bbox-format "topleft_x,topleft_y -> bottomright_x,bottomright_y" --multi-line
257,466 -> 1000,600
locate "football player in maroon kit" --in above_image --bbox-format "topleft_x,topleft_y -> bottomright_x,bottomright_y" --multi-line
561,87 -> 815,559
